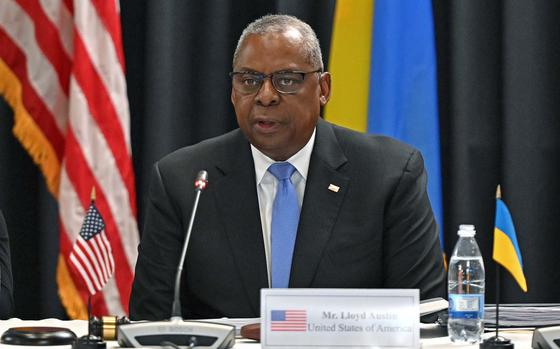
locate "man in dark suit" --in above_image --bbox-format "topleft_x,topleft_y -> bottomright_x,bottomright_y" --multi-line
0,210 -> 14,318
129,14 -> 445,320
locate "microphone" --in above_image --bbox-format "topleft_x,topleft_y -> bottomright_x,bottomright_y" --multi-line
117,170 -> 235,349
171,170 -> 208,319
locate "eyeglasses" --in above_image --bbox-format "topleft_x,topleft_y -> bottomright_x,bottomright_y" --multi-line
229,69 -> 322,95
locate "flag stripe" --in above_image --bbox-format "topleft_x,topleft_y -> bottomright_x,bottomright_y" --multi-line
493,198 -> 527,292
0,2 -> 68,135
493,228 -> 527,292
100,232 -> 116,273
58,169 -> 88,247
85,236 -> 109,283
324,0 -> 374,132
63,132 -> 133,305
91,234 -> 110,282
71,239 -> 103,291
64,130 -> 134,278
0,58 -> 61,195
77,237 -> 106,286
63,131 -> 134,310
0,29 -> 65,158
58,172 -> 119,315
68,78 -> 138,267
62,0 -> 73,14
495,199 -> 523,263
16,0 -> 72,93
69,252 -> 97,295
71,35 -> 136,211
368,0 -> 444,250
325,0 -> 445,256
100,274 -> 124,315
71,250 -> 101,293
37,0 -> 74,57
90,0 -> 126,68
73,1 -> 131,148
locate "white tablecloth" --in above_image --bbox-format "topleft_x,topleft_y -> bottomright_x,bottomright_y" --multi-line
0,318 -> 534,348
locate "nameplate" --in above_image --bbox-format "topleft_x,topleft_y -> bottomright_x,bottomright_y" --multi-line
261,289 -> 419,349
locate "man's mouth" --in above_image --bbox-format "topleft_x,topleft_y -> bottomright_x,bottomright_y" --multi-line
258,120 -> 275,127
254,118 -> 281,133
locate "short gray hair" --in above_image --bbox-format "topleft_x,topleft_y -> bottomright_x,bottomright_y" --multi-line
233,14 -> 324,71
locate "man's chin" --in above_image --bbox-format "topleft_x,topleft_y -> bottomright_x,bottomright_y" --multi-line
252,141 -> 292,161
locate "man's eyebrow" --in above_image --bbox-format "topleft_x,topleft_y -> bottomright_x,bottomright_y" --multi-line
235,68 -> 261,73
234,67 -> 303,74
273,70 -> 303,73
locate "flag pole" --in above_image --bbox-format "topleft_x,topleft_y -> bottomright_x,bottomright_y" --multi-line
495,185 -> 501,340
88,187 -> 95,339
480,185 -> 513,349
495,262 -> 500,339
88,295 -> 92,339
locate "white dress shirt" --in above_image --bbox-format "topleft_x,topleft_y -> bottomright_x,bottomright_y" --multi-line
250,128 -> 316,286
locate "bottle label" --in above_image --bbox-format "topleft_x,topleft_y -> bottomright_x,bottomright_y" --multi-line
448,294 -> 484,319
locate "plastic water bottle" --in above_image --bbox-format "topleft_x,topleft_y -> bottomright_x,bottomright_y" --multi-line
447,224 -> 485,343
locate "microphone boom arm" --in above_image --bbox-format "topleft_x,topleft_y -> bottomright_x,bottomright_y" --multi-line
171,170 -> 208,319
116,169 -> 235,349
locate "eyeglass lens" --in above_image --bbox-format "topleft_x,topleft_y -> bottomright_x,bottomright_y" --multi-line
232,71 -> 314,94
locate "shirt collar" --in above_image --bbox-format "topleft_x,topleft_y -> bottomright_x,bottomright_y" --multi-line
251,127 -> 316,184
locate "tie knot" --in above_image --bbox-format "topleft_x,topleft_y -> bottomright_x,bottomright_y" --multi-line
268,162 -> 296,181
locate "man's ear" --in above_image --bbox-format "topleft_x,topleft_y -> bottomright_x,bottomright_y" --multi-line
319,72 -> 331,106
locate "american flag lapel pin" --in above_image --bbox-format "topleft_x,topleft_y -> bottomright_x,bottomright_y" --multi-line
328,184 -> 340,192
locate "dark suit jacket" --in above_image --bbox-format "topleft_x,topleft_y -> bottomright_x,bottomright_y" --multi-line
129,119 -> 445,320
0,210 -> 14,319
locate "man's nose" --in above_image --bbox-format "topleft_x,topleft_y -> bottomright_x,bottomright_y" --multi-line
255,78 -> 280,106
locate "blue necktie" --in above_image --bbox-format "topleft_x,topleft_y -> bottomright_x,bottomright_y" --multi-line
268,162 -> 299,288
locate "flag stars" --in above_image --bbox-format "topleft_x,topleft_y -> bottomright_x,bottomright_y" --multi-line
79,206 -> 105,240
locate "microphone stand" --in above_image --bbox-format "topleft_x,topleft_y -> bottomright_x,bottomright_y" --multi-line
171,171 -> 207,319
116,170 -> 235,349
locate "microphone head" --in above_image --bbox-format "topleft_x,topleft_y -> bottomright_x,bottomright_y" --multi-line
194,170 -> 208,191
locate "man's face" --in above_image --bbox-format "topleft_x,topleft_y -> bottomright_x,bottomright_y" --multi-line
231,31 -> 331,161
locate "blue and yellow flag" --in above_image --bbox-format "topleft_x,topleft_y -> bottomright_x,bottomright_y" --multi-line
325,0 -> 444,254
493,186 -> 528,292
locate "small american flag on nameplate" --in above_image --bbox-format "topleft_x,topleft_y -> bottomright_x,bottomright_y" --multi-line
271,310 -> 307,332
69,202 -> 115,296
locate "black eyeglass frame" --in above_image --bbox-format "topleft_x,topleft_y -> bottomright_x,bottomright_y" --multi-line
229,69 -> 323,95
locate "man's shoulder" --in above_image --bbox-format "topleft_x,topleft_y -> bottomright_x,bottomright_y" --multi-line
325,120 -> 417,160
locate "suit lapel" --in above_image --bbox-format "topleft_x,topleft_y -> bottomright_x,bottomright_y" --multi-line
210,122 -> 349,304
290,119 -> 349,287
212,131 -> 268,314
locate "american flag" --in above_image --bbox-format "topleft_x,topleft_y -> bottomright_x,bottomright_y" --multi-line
69,201 -> 115,295
0,0 -> 138,318
271,310 -> 308,332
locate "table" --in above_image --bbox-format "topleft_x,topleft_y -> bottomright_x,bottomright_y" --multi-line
0,319 -> 534,348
